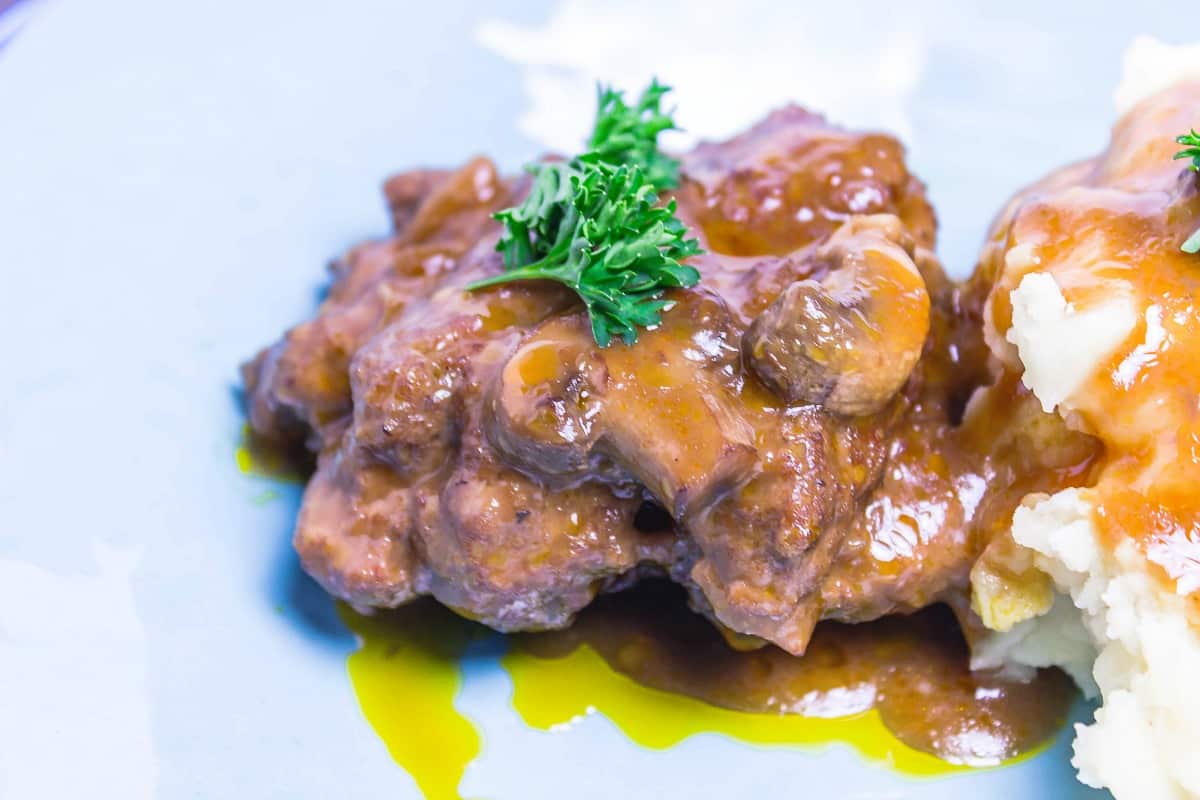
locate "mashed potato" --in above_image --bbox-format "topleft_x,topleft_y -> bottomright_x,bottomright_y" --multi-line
968,40 -> 1200,800
978,490 -> 1200,798
1004,272 -> 1137,414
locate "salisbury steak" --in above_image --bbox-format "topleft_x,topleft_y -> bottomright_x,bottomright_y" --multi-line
244,109 -> 1076,653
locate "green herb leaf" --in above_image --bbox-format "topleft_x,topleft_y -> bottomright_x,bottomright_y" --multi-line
588,78 -> 681,192
467,80 -> 701,346
1182,227 -> 1200,254
1174,129 -> 1200,172
1175,130 -> 1200,253
469,159 -> 701,346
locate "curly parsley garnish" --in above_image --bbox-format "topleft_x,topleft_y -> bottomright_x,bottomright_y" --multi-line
1174,129 -> 1200,253
588,79 -> 682,192
466,80 -> 701,347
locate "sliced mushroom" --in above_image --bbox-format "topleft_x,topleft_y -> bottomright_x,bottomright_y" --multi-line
486,319 -> 607,479
487,291 -> 759,519
743,214 -> 931,416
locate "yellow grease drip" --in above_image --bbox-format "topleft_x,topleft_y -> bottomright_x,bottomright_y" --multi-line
235,423 -> 311,483
335,604 -> 1022,800
338,602 -> 481,800
501,644 -> 961,776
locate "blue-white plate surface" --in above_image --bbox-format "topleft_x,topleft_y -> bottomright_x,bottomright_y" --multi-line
2,1 -> 1182,797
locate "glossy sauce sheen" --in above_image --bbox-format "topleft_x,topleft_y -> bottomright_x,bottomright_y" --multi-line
510,583 -> 1073,765
339,588 -> 1073,800
980,81 -> 1200,613
244,109 -> 1027,653
240,108 -> 1096,798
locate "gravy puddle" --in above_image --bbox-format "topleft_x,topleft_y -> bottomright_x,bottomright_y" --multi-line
338,582 -> 1074,799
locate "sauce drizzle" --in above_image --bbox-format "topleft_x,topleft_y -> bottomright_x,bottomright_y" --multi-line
338,585 -> 1074,799
338,602 -> 481,800
506,583 -> 1072,770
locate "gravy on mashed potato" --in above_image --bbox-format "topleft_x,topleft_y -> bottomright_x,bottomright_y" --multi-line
969,51 -> 1200,800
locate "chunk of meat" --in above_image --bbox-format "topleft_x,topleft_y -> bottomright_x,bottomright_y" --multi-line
293,241 -> 672,627
247,108 -> 1089,652
678,106 -> 936,260
293,444 -> 427,609
487,290 -> 757,518
383,168 -> 450,232
348,250 -> 573,476
743,214 -> 931,415
416,425 -> 676,630
685,399 -> 894,651
243,158 -> 510,446
295,427 -> 676,628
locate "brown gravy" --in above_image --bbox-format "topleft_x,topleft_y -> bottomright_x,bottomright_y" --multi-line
980,81 -> 1200,616
514,581 -> 1075,765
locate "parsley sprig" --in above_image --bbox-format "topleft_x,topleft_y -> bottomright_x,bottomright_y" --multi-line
588,79 -> 681,192
466,80 -> 701,347
1174,129 -> 1200,170
1174,129 -> 1200,253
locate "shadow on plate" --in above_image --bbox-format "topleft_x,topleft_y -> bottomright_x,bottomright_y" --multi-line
228,382 -> 355,648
